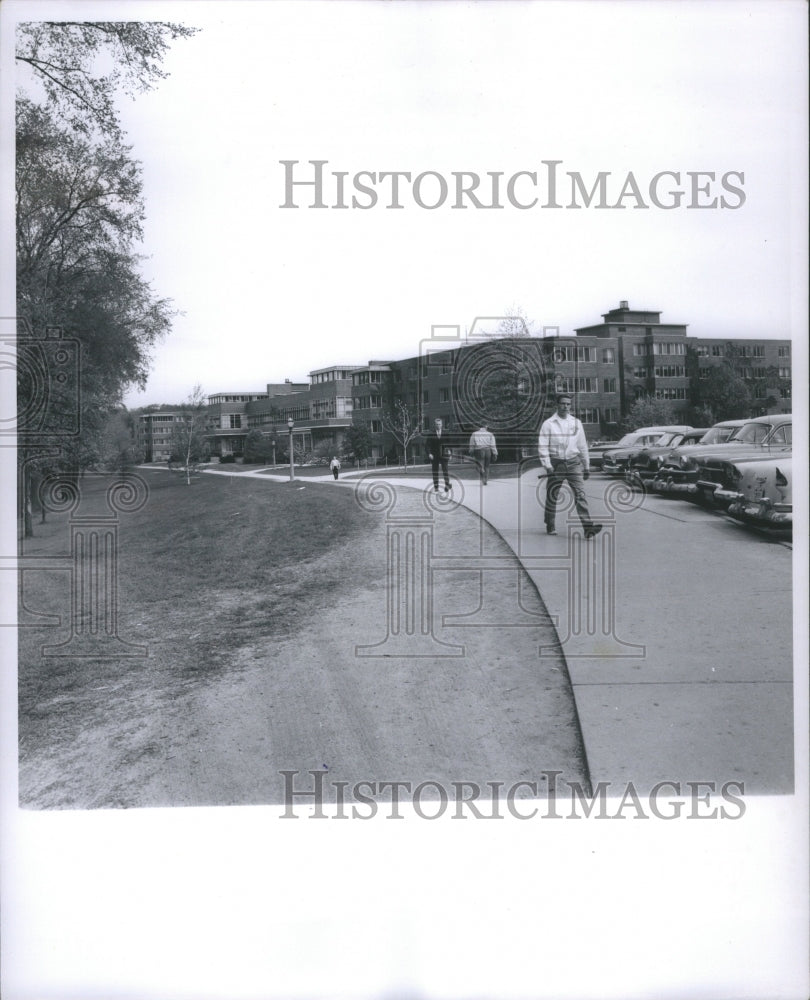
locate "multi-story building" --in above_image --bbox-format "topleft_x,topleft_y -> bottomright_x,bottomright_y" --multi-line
136,410 -> 187,462
182,301 -> 792,463
207,390 -> 271,457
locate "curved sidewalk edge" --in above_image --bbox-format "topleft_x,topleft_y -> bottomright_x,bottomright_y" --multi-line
375,471 -> 793,797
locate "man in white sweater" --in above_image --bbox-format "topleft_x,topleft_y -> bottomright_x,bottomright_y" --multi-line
468,424 -> 498,484
538,393 -> 602,538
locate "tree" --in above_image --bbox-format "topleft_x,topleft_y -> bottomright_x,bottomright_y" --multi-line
17,100 -> 173,392
381,401 -> 422,469
493,306 -> 535,338
690,363 -> 752,421
343,422 -> 373,467
169,386 -> 210,484
15,22 -> 194,532
243,429 -> 276,464
94,408 -> 143,471
16,21 -> 199,141
621,395 -> 677,432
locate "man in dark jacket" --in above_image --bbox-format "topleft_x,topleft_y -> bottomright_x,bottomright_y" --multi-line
426,417 -> 452,492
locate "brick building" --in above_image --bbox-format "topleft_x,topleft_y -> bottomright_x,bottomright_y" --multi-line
136,411 -> 187,462
166,301 -> 791,465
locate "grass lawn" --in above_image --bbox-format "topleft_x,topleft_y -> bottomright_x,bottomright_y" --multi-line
17,468 -> 585,809
18,471 -> 388,805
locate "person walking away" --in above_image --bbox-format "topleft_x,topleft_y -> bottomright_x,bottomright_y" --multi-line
468,424 -> 498,484
538,393 -> 602,538
426,417 -> 452,492
330,456 -> 341,480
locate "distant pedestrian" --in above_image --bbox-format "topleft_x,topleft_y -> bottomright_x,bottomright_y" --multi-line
468,424 -> 498,485
538,393 -> 602,538
330,456 -> 341,480
426,417 -> 452,492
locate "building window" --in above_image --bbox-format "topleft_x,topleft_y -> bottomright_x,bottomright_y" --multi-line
579,407 -> 600,423
576,347 -> 596,362
601,348 -> 615,363
695,345 -> 709,357
603,408 -> 619,423
653,342 -> 686,355
753,385 -> 767,399
778,346 -> 790,358
553,345 -> 573,363
617,326 -> 626,333
353,395 -> 382,410
711,345 -> 723,357
654,365 -> 685,378
632,344 -> 647,357
699,367 -> 712,379
752,345 -> 765,358
228,414 -> 241,429
370,420 -> 383,433
439,388 -> 450,403
423,390 -> 430,404
603,377 -> 617,393
633,367 -> 648,379
778,367 -> 791,378
654,388 -> 687,400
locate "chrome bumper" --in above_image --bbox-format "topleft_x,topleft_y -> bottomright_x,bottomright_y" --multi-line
727,498 -> 793,528
651,476 -> 698,495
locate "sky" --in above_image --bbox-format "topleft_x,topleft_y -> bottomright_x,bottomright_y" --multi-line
8,0 -> 799,406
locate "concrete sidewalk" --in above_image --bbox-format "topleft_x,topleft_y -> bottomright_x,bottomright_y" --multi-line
184,461 -> 793,794
371,469 -> 794,795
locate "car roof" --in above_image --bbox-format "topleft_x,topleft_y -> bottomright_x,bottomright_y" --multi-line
631,425 -> 693,434
741,414 -> 792,426
711,418 -> 749,428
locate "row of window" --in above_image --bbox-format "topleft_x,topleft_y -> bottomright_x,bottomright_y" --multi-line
354,395 -> 383,410
556,377 -> 599,393
311,370 -> 355,384
354,371 -> 386,384
209,394 -> 264,403
695,344 -> 776,358
697,367 -> 792,380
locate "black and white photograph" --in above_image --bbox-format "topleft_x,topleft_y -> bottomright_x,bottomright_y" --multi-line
1,1 -> 808,998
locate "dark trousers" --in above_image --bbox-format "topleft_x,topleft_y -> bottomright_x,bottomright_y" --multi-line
545,457 -> 594,529
473,447 -> 493,483
432,456 -> 450,490
332,468 -> 339,480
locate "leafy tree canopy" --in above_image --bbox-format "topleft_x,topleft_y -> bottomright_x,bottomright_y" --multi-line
16,21 -> 199,139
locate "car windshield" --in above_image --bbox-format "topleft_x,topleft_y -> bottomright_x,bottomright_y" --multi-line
700,427 -> 736,444
656,432 -> 681,447
616,431 -> 664,447
735,422 -> 776,445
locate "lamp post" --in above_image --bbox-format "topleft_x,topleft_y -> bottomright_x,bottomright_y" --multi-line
287,418 -> 295,481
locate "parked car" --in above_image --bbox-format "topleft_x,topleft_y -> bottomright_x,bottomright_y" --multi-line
601,427 -> 707,479
687,419 -> 749,446
715,456 -> 793,529
652,415 -> 792,500
624,420 -> 747,489
623,428 -> 710,487
589,426 -> 692,470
